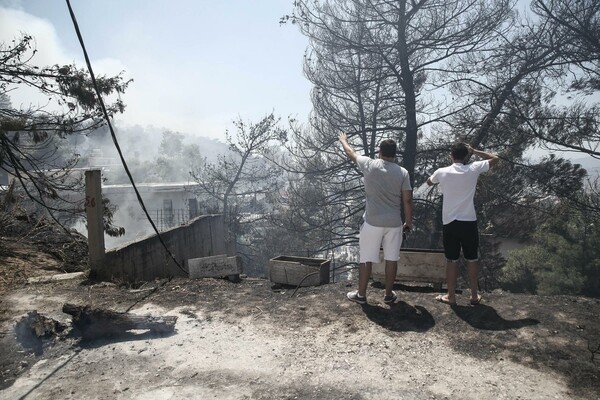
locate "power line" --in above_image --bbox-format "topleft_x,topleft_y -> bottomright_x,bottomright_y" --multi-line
65,0 -> 188,276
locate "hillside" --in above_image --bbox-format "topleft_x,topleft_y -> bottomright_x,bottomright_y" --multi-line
0,228 -> 599,399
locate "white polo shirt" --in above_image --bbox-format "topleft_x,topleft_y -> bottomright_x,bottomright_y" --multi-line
429,160 -> 489,225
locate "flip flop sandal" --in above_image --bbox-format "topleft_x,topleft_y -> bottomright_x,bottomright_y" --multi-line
435,294 -> 457,306
470,295 -> 482,305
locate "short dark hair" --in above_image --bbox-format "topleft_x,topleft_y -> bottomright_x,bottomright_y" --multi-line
451,142 -> 469,161
379,139 -> 397,158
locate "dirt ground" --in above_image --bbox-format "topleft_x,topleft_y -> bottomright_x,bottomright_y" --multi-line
1,266 -> 599,400
0,215 -> 599,399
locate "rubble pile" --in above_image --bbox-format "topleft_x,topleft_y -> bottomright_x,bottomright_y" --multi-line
0,211 -> 88,290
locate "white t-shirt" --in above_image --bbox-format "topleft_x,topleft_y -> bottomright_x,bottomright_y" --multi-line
429,160 -> 489,225
356,155 -> 412,227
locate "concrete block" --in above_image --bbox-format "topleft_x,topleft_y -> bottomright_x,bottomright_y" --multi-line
188,255 -> 242,279
372,248 -> 446,287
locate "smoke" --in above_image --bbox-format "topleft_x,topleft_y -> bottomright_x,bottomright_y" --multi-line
68,123 -> 230,249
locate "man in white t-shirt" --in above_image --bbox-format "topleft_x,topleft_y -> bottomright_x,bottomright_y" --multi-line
427,142 -> 498,305
339,132 -> 413,305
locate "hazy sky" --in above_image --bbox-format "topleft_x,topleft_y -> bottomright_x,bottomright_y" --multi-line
0,0 -> 312,141
1,0 -> 598,160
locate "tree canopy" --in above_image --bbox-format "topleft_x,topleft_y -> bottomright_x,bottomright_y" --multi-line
1,34 -> 130,219
278,0 -> 599,293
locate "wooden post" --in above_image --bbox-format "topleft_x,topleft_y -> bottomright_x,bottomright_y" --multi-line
85,170 -> 105,273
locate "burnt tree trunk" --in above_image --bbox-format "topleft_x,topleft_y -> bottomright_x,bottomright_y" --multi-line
62,303 -> 177,339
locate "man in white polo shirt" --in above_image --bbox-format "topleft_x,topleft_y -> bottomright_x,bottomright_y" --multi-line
427,142 -> 499,305
339,132 -> 413,305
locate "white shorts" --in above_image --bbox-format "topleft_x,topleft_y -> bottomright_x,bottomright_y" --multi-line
359,222 -> 403,263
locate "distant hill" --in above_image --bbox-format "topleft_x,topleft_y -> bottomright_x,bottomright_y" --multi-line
79,124 -> 229,164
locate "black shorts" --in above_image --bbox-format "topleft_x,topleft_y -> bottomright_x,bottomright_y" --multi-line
442,220 -> 479,261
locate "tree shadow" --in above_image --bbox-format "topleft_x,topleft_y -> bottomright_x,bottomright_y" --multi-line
371,281 -> 442,293
371,281 -> 462,295
73,329 -> 177,349
361,301 -> 435,332
451,304 -> 539,331
445,300 -> 599,398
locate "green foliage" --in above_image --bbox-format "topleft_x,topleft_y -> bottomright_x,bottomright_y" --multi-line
500,198 -> 600,297
501,243 -> 585,295
501,246 -> 543,294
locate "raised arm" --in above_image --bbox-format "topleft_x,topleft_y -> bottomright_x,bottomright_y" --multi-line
339,132 -> 358,163
467,144 -> 499,168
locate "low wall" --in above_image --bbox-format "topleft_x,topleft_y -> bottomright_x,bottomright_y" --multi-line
371,248 -> 446,290
97,214 -> 226,282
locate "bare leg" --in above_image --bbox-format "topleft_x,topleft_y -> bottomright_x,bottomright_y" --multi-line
384,260 -> 397,297
357,262 -> 372,297
445,261 -> 458,303
467,260 -> 479,301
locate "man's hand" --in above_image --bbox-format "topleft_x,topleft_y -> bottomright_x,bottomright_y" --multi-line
402,222 -> 412,240
339,131 -> 358,162
467,144 -> 499,168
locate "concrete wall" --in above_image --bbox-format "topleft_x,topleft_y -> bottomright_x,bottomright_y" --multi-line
98,214 -> 226,282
